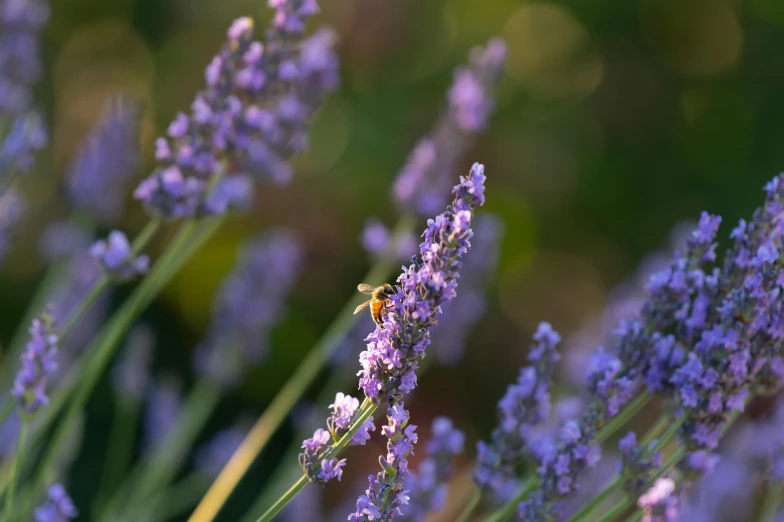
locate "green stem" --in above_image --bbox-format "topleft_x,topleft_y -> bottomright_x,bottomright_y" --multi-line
189,213 -> 416,522
482,476 -> 537,522
91,396 -> 142,518
107,378 -> 222,519
255,400 -> 378,522
596,448 -> 685,522
484,392 -> 652,522
597,391 -> 652,444
29,217 -> 221,501
757,480 -> 783,522
4,420 -> 28,521
456,489 -> 483,522
569,413 -> 676,522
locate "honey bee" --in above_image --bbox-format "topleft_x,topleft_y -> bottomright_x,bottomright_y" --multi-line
354,283 -> 396,328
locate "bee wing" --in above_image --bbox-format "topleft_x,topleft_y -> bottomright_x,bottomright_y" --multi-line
357,283 -> 375,295
354,299 -> 372,314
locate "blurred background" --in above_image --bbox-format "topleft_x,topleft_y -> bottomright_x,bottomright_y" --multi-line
2,0 -> 784,520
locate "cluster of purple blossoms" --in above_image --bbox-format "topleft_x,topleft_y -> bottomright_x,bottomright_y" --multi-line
194,231 -> 301,388
348,405 -> 418,521
475,322 -> 561,501
111,325 -> 154,401
0,188 -> 22,264
392,41 -> 504,216
90,230 -> 149,281
66,96 -> 142,224
428,213 -> 502,364
399,417 -> 465,522
133,1 -> 338,219
618,431 -> 662,495
358,162 -> 486,405
0,0 -> 49,180
12,309 -> 58,414
637,477 -> 678,522
33,483 -> 78,522
299,392 -> 376,484
195,421 -> 250,478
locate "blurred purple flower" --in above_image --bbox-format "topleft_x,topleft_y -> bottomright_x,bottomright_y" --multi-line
195,421 -> 250,478
0,188 -> 22,265
428,213 -> 502,364
399,417 -> 465,522
618,431 -> 662,495
143,378 -> 182,451
0,0 -> 49,180
38,220 -> 91,262
392,40 -> 504,216
134,3 -> 338,219
194,231 -> 301,388
67,96 -> 142,224
34,483 -> 77,522
12,309 -> 58,414
90,230 -> 149,281
360,218 -> 418,262
111,325 -> 155,401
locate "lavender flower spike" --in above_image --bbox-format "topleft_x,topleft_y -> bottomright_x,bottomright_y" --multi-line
392,40 -> 504,216
348,404 -> 418,521
134,3 -> 338,219
67,96 -> 142,224
12,309 -> 58,414
194,231 -> 301,388
34,483 -> 78,522
90,230 -> 149,281
475,322 -> 561,501
359,162 -> 487,406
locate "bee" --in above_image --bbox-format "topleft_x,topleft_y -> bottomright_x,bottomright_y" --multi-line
354,283 -> 396,328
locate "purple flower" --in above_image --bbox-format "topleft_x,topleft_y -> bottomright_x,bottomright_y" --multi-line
638,478 -> 678,522
0,110 -> 47,179
90,230 -> 149,281
428,214 -> 503,364
358,163 -> 487,406
392,40 -> 504,216
194,231 -> 301,388
34,483 -> 77,522
67,96 -> 142,224
12,309 -> 58,414
111,325 -> 154,401
348,405 -> 418,521
475,322 -> 561,499
195,422 -> 249,478
400,417 -> 465,522
134,6 -> 338,219
298,392 -> 376,484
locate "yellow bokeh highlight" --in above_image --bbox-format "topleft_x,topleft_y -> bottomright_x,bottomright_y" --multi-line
503,3 -> 604,99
